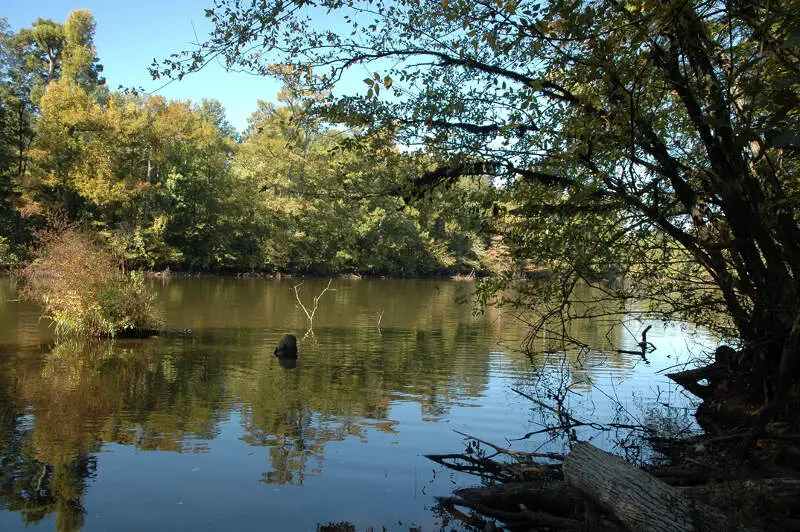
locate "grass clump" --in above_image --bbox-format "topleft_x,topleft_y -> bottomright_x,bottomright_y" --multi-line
16,228 -> 162,337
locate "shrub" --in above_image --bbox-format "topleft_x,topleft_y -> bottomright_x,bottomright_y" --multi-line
16,228 -> 163,337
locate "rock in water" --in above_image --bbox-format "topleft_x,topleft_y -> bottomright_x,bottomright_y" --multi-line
274,334 -> 298,357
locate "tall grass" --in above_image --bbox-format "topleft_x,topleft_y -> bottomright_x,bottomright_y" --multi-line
16,228 -> 163,337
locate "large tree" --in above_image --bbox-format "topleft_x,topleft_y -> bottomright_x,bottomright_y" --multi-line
156,0 -> 800,423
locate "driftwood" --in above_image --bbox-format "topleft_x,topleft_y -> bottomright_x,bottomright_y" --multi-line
436,440 -> 800,531
561,443 -> 800,531
563,442 -> 696,531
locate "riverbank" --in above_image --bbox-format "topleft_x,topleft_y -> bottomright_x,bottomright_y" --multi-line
432,435 -> 800,531
139,267 -> 484,281
430,345 -> 800,531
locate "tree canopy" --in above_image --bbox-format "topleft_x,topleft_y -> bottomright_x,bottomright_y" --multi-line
0,11 -> 496,276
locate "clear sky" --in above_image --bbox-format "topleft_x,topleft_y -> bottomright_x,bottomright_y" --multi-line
4,0 -> 283,132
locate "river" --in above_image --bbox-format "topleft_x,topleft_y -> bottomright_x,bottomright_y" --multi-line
0,277 -> 716,530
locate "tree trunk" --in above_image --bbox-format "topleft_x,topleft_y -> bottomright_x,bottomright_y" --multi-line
145,153 -> 152,222
563,442 -> 696,531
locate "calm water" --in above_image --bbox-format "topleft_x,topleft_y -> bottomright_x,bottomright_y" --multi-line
0,277 -> 716,531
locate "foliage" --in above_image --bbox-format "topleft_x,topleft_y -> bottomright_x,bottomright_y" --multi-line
1,10 -> 501,278
168,0 -> 800,410
232,88 -> 497,275
16,228 -> 162,337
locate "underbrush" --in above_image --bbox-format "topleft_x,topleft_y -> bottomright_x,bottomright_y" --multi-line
16,228 -> 162,337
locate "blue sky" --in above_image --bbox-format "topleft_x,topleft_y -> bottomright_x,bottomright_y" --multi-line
4,0 -> 283,132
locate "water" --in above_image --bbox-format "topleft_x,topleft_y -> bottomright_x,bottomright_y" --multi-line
0,277 -> 717,531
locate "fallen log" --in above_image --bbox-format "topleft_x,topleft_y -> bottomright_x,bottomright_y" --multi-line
437,495 -> 584,530
563,442 -> 696,531
562,443 -> 782,531
432,434 -> 799,530
454,480 -> 582,515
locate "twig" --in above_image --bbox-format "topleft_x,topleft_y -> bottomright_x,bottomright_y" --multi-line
511,388 -> 633,439
454,430 -> 565,460
293,279 -> 334,334
376,309 -> 384,335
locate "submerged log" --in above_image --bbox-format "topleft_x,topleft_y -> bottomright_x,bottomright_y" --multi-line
437,495 -> 586,530
454,480 -> 582,515
563,443 -> 696,531
115,328 -> 194,338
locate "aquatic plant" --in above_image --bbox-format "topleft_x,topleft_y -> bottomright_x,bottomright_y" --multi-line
16,228 -> 162,337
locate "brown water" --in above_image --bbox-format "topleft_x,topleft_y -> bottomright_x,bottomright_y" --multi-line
0,277 -> 716,531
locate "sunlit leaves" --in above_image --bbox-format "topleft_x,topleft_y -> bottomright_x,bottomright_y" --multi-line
175,0 -> 800,355
362,72 -> 393,100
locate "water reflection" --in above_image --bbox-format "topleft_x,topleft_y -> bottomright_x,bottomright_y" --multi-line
0,278 -> 712,530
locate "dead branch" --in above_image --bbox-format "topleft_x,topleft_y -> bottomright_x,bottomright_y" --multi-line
454,430 -> 565,461
425,453 -> 522,483
437,495 -> 585,530
666,363 -> 724,400
293,278 -> 334,334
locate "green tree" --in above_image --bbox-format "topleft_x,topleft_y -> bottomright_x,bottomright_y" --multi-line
0,18 -> 46,264
236,93 -> 476,275
21,10 -> 106,220
10,17 -> 64,103
161,0 -> 800,422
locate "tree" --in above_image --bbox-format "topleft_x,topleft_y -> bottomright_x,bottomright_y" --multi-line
60,10 -> 104,90
159,0 -> 800,424
20,10 -> 106,220
11,17 -> 64,100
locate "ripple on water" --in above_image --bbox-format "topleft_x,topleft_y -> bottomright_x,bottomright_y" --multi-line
0,278 -> 719,531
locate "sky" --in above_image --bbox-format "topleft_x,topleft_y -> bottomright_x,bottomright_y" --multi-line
4,0 -> 284,132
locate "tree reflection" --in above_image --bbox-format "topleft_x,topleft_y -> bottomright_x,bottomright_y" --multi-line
0,278 -> 649,527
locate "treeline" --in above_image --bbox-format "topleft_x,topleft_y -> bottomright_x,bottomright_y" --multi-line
0,11 -> 502,275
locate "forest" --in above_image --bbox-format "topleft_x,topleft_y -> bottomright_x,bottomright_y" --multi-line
0,11 -> 500,276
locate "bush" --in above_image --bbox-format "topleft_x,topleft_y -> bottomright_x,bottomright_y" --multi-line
16,228 -> 163,337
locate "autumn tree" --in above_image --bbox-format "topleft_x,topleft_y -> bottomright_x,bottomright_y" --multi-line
158,0 -> 800,425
